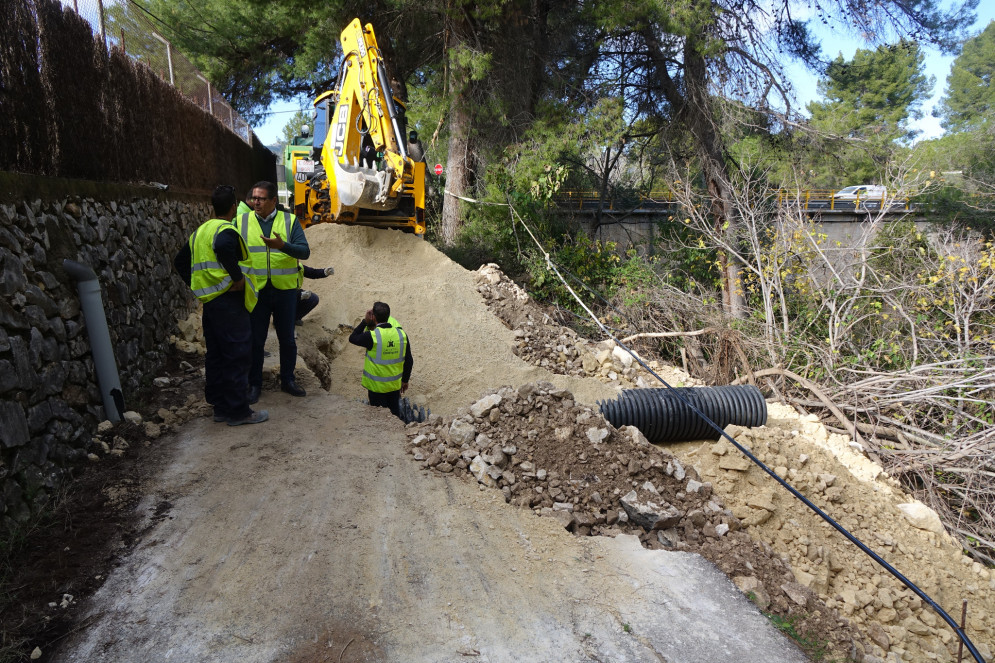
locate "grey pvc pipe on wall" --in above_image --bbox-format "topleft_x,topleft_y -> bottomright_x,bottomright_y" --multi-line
598,385 -> 767,443
63,259 -> 125,423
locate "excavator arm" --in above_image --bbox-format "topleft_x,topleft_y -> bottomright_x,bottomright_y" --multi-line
294,19 -> 425,235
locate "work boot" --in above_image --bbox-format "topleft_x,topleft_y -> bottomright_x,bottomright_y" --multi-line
227,409 -> 269,426
281,379 -> 306,397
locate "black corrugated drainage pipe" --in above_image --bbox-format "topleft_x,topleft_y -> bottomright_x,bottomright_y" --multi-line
63,259 -> 125,423
598,385 -> 767,443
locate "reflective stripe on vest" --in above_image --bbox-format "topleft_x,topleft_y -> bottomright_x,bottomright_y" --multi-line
362,325 -> 406,393
189,219 -> 257,312
238,210 -> 303,290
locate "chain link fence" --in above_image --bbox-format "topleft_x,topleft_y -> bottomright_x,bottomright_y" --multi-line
59,0 -> 251,143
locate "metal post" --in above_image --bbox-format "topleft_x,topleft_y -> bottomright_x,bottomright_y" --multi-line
96,0 -> 107,49
153,33 -> 175,86
197,75 -> 213,115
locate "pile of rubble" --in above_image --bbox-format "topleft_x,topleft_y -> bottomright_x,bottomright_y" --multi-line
474,264 -> 694,390
692,418 -> 995,662
406,381 -> 859,657
470,262 -> 995,662
87,364 -> 209,463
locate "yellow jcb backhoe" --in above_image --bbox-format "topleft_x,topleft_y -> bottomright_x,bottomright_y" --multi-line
287,18 -> 426,235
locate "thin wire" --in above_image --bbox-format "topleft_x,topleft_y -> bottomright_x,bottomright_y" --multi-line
501,201 -> 986,663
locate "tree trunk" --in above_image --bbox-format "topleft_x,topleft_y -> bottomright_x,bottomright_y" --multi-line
642,28 -> 746,316
440,89 -> 472,246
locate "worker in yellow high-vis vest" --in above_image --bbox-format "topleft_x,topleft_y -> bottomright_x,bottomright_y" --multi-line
239,181 -> 311,404
348,301 -> 413,419
173,185 -> 268,426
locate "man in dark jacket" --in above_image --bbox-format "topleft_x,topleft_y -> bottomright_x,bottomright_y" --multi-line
173,185 -> 268,426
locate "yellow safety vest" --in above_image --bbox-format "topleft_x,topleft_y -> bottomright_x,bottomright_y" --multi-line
189,218 -> 258,312
238,210 -> 303,290
362,325 -> 407,393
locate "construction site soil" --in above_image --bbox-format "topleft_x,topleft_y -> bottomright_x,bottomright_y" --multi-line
3,224 -> 992,662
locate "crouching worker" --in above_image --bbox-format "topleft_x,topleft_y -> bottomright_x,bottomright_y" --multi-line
173,185 -> 269,426
296,264 -> 335,325
348,302 -> 413,419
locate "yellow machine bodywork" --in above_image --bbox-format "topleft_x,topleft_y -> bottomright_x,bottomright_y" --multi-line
292,19 -> 425,235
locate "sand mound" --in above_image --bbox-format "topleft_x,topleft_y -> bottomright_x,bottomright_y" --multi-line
296,224 -> 617,415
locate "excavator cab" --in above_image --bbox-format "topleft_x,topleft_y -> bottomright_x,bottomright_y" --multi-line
296,19 -> 426,235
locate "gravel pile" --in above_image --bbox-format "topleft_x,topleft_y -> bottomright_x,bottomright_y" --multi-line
405,380 -> 860,657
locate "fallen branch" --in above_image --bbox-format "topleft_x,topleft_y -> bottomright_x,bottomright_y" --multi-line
619,327 -> 718,344
739,367 -> 869,449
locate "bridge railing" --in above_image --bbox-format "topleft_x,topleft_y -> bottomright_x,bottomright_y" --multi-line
554,190 -> 678,210
551,190 -> 917,212
775,190 -> 915,211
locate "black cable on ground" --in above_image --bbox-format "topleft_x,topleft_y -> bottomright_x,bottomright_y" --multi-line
507,204 -> 986,663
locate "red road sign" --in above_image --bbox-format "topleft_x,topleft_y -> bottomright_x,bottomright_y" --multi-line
434,163 -> 444,176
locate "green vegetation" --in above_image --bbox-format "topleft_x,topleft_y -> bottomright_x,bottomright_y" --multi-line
765,613 -> 842,662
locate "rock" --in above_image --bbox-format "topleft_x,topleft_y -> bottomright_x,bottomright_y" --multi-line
585,427 -> 609,444
611,346 -> 633,368
618,425 -> 649,447
718,455 -> 752,472
31,647 -> 41,660
122,411 -> 142,425
734,576 -> 771,609
469,456 -> 497,487
896,502 -> 946,535
867,622 -> 890,650
449,419 -> 477,446
781,582 -> 809,606
470,394 -> 502,418
620,490 -> 683,530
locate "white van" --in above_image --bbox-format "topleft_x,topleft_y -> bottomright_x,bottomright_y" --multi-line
833,185 -> 887,208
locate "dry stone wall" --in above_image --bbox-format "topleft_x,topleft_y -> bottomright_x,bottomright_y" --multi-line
0,185 -> 202,532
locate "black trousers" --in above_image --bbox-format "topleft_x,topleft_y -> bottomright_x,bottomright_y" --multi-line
249,285 -> 298,385
203,290 -> 252,420
368,390 -> 401,419
296,290 -> 319,321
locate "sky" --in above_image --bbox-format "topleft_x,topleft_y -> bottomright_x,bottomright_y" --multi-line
786,5 -> 995,142
251,7 -> 995,146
